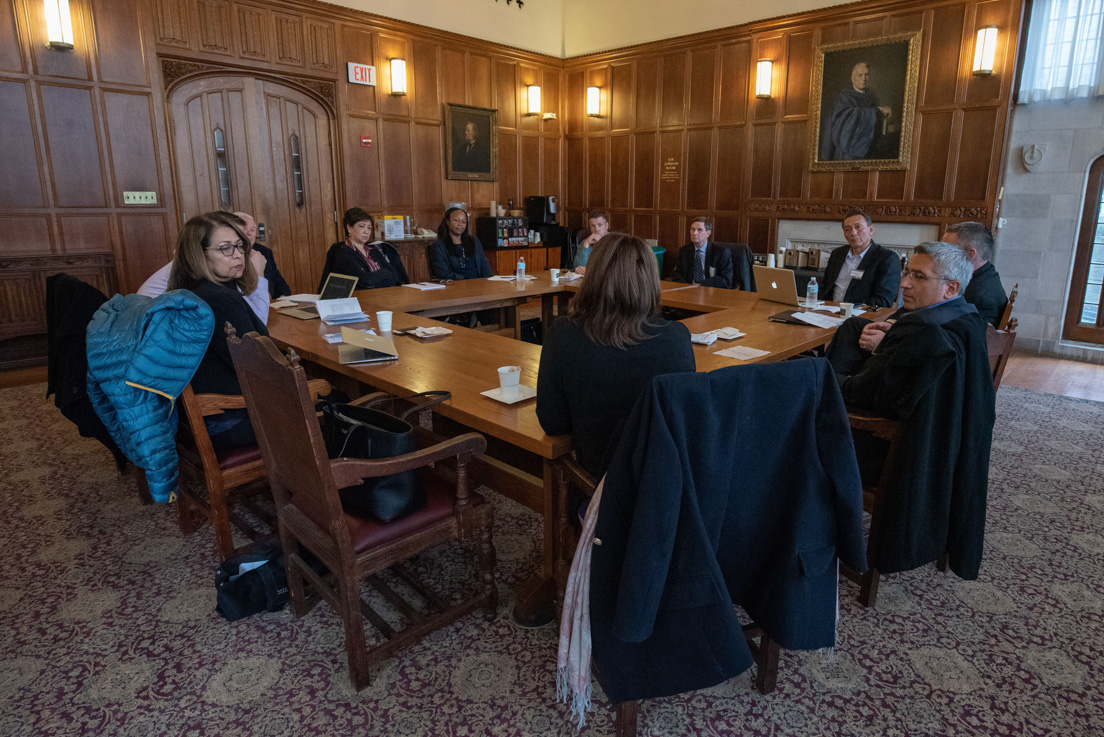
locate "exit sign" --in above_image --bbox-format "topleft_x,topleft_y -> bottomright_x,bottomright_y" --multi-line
347,62 -> 376,86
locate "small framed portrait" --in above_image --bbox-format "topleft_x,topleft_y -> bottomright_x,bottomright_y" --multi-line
445,103 -> 497,181
808,31 -> 921,172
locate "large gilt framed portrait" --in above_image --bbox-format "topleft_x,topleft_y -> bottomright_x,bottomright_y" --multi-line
445,103 -> 497,181
809,32 -> 921,172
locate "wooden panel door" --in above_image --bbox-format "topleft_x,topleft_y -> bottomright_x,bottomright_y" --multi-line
169,75 -> 338,294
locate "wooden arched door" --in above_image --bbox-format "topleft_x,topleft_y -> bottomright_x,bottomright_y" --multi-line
169,75 -> 338,294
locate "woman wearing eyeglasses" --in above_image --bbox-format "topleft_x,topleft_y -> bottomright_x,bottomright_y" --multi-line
168,211 -> 268,449
428,207 -> 493,281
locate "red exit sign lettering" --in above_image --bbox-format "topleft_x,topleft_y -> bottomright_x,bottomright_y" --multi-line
347,62 -> 377,86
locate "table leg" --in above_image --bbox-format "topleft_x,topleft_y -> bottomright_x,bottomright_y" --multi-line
511,458 -> 557,627
541,293 -> 554,331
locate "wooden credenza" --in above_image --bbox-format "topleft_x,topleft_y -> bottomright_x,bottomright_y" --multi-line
0,253 -> 118,369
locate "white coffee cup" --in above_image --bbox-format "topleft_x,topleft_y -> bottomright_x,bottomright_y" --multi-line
498,366 -> 521,399
767,254 -> 776,268
376,310 -> 393,332
840,302 -> 854,318
550,268 -> 560,284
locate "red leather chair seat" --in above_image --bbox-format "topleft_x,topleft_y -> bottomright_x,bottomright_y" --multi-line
215,444 -> 263,470
345,471 -> 483,554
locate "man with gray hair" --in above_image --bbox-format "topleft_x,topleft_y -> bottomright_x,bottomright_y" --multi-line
941,221 -> 1007,327
824,240 -> 995,581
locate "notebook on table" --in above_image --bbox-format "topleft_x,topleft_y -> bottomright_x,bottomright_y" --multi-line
279,273 -> 359,319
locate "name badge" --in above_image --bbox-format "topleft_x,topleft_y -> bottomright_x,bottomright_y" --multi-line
850,269 -> 864,279
709,266 -> 716,278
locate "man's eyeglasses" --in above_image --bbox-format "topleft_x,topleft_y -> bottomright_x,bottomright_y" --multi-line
901,268 -> 949,283
205,241 -> 248,257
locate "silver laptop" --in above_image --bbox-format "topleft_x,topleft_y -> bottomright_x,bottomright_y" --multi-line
337,331 -> 399,365
753,265 -> 801,307
280,273 -> 359,320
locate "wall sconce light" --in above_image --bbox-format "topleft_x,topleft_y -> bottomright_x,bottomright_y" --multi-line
586,86 -> 600,116
527,85 -> 541,115
755,59 -> 773,99
44,0 -> 74,50
390,58 -> 407,95
972,26 -> 999,76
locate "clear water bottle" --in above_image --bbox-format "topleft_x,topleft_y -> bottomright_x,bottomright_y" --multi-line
805,277 -> 818,307
516,255 -> 526,281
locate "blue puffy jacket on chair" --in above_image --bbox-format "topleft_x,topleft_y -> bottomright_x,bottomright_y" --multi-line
86,291 -> 213,502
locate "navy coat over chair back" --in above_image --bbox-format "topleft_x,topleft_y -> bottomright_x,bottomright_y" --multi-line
590,358 -> 867,703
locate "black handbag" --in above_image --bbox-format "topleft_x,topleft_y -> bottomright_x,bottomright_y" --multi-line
214,540 -> 288,621
319,391 -> 451,522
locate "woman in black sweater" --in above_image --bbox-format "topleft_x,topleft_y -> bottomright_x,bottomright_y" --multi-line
319,208 -> 409,291
427,207 -> 494,281
168,212 -> 268,450
537,233 -> 695,476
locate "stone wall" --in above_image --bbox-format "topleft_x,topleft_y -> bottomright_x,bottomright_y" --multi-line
999,98 -> 1104,363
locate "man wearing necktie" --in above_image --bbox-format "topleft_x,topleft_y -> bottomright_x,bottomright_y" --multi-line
672,216 -> 734,289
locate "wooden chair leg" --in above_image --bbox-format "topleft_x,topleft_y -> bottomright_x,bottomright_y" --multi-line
858,567 -> 880,607
338,564 -> 372,690
754,633 -> 780,694
614,701 -> 639,737
176,489 -> 200,536
134,467 -> 153,505
479,522 -> 498,620
207,478 -> 236,560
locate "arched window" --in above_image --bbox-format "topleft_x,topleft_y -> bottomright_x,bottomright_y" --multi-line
1064,154 -> 1104,344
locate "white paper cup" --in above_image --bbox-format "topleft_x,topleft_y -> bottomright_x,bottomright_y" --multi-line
767,254 -> 776,268
376,310 -> 393,332
840,302 -> 854,318
550,268 -> 559,283
498,366 -> 521,398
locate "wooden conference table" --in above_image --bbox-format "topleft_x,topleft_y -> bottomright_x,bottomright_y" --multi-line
267,274 -> 890,623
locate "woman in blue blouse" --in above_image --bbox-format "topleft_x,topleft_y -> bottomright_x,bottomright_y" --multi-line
427,207 -> 494,281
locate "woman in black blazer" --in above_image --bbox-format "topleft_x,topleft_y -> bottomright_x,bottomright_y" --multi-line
319,208 -> 409,291
427,207 -> 494,281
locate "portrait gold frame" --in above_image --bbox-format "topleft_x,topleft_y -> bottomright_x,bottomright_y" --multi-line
808,31 -> 922,172
445,103 -> 498,181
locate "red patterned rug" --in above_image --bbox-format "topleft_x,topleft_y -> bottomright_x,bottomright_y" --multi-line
1,383 -> 1101,736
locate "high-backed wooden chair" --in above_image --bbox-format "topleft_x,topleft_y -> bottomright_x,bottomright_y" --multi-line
176,378 -> 331,559
846,319 -> 1017,604
226,329 -> 497,690
997,283 -> 1019,331
552,455 -> 779,736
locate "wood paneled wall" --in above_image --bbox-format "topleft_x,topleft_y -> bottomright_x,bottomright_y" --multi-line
562,0 -> 1026,254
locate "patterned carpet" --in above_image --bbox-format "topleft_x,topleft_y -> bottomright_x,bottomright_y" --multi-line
1,383 -> 1102,736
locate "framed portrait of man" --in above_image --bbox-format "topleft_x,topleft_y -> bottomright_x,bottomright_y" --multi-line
445,103 -> 497,181
808,32 -> 921,172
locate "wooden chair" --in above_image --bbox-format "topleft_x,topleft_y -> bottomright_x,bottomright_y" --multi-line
552,455 -> 779,736
997,283 -> 1019,331
176,379 -> 331,560
846,319 -> 1018,603
226,329 -> 497,690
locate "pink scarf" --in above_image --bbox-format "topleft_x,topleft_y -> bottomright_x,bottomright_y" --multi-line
556,478 -> 604,728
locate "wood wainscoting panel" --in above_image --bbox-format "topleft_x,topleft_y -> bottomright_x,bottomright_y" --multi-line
635,57 -> 659,130
378,35 -> 412,119
495,59 -> 518,130
380,118 -> 414,208
953,106 -> 1000,201
660,52 -> 687,128
29,0 -> 92,80
57,215 -> 113,254
633,131 -> 656,209
235,3 -> 270,62
413,41 -> 441,122
611,62 -> 633,131
912,110 -> 954,200
154,0 -> 191,49
749,123 -> 776,199
586,136 -> 607,208
924,4 -> 968,107
657,213 -> 682,261
196,0 -> 233,57
342,25 -> 377,114
38,84 -> 107,208
542,67 -> 561,137
751,35 -> 783,122
498,130 -> 520,206
875,169 -> 908,200
747,217 -> 770,252
841,170 -> 870,201
784,32 -> 815,117
518,65 -> 540,135
685,128 -> 713,211
307,20 -> 335,73
966,0 -> 1014,104
441,49 -> 466,105
0,0 -> 25,73
565,69 -> 584,135
273,12 -> 305,67
719,41 -> 750,125
541,136 -> 561,200
90,0 -> 149,86
689,48 -> 717,126
413,122 -> 445,215
468,54 -> 492,109
715,126 -> 745,212
585,66 -> 609,135
566,136 -> 585,208
778,121 -> 807,200
520,134 -> 541,201
116,213 -> 169,291
0,80 -> 45,209
609,134 -> 631,209
102,91 -> 161,207
343,116 -> 382,211
658,130 -> 684,209
0,215 -> 53,256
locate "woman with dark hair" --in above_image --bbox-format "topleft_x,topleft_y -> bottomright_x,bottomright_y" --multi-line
427,207 -> 494,281
319,207 -> 409,291
537,233 -> 695,476
168,211 -> 267,449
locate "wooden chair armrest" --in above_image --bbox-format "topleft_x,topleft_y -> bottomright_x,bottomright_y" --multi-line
329,432 -> 487,489
551,455 -> 599,497
306,379 -> 332,402
847,410 -> 903,442
192,392 -> 248,416
346,391 -> 392,408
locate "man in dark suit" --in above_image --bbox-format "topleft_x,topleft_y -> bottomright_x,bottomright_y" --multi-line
453,121 -> 490,173
671,216 -> 734,288
821,209 -> 901,307
234,211 -> 292,299
942,221 -> 1007,327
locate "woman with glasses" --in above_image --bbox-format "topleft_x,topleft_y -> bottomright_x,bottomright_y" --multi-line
168,211 -> 267,449
319,208 -> 409,291
428,207 -> 493,281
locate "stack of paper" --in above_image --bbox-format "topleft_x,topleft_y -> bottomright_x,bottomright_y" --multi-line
488,274 -> 538,282
792,312 -> 845,329
402,282 -> 447,290
316,298 -> 368,325
409,326 -> 452,338
716,345 -> 771,361
691,333 -> 717,345
558,272 -> 583,281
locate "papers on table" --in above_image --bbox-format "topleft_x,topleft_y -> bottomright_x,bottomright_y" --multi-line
269,299 -> 297,309
285,293 -> 320,303
692,327 -> 745,345
407,326 -> 452,338
316,298 -> 368,325
812,305 -> 867,317
713,327 -> 745,340
402,281 -> 447,290
716,345 -> 771,361
691,332 -> 717,345
557,271 -> 582,281
791,311 -> 845,329
488,274 -> 537,282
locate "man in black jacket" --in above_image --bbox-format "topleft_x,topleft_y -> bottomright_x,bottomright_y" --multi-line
825,241 -> 995,579
821,209 -> 901,307
670,216 -> 734,288
942,221 -> 1007,327
235,211 -> 292,299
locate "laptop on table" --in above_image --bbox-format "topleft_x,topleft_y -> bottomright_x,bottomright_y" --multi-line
337,327 -> 399,365
753,265 -> 818,325
280,273 -> 359,320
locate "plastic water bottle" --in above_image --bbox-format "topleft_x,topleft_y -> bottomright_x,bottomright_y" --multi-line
805,277 -> 818,307
516,255 -> 526,282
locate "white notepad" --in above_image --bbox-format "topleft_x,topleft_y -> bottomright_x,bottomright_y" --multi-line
716,346 -> 771,361
792,312 -> 844,329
